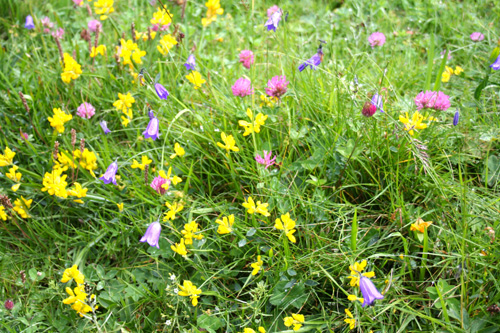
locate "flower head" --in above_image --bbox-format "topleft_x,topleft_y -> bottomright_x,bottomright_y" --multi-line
61,53 -> 82,83
275,212 -> 297,243
344,309 -> 356,330
359,275 -> 384,307
217,132 -> 240,153
151,7 -> 172,27
242,196 -> 270,217
368,32 -> 386,47
186,71 -> 206,89
178,280 -> 202,306
414,90 -> 451,111
52,28 -> 64,39
171,238 -> 188,255
100,120 -> 111,134
184,54 -> 196,70
93,0 -> 115,20
232,78 -> 254,97
470,32 -> 484,42
265,75 -> 289,99
48,108 -> 73,133
25,15 -> 35,30
99,161 -> 118,185
61,264 -> 85,284
90,45 -> 106,58
143,110 -> 160,140
255,150 -> 277,169
13,196 -> 32,218
267,5 -> 280,17
131,155 -> 153,170
399,111 -> 435,136
453,110 -> 460,126
283,313 -> 305,331
239,109 -> 267,136
164,201 -> 184,221
347,260 -> 375,287
239,50 -> 254,69
181,221 -> 204,245
250,255 -> 263,275
76,102 -> 95,119
371,94 -> 384,112
41,167 -> 68,198
0,147 -> 16,167
67,182 -> 88,203
170,143 -> 185,159
215,214 -> 234,234
490,54 -> 500,71
41,17 -> 53,29
298,46 -> 324,72
154,83 -> 169,100
150,175 -> 170,195
361,101 -> 377,117
88,19 -> 102,33
140,221 -> 162,248
157,34 -> 177,55
202,0 -> 224,27
265,9 -> 282,32
4,300 -> 14,311
410,218 -> 432,233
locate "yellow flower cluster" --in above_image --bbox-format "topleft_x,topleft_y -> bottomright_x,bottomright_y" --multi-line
113,92 -> 135,127
90,45 -> 106,58
131,155 -> 152,170
347,260 -> 375,287
0,147 -> 16,166
94,0 -> 114,20
250,255 -> 263,275
178,280 -> 201,306
284,313 -> 305,331
13,196 -> 32,219
61,265 -> 98,317
243,327 -> 266,333
164,201 -> 184,221
275,212 -> 297,243
48,108 -> 73,133
215,214 -> 234,234
344,309 -> 355,330
117,39 -> 146,68
260,94 -> 278,107
170,143 -> 185,159
41,166 -> 88,202
442,65 -> 464,83
181,220 -> 204,245
242,196 -> 270,217
150,7 -> 173,27
6,165 -> 22,191
57,149 -> 99,177
61,53 -> 82,83
217,132 -> 239,154
399,111 -> 435,136
202,0 -> 224,27
135,31 -> 157,41
157,34 -> 177,55
0,206 -> 8,221
185,70 -> 206,89
238,109 -> 268,136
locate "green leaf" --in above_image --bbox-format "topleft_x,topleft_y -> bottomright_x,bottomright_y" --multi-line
270,281 -> 308,308
197,314 -> 223,333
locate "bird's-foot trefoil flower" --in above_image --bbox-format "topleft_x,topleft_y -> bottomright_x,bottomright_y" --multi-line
131,155 -> 153,170
171,237 -> 188,255
275,212 -> 297,243
298,45 -> 324,72
178,280 -> 202,306
215,214 -> 234,234
217,132 -> 240,153
143,110 -> 160,140
61,264 -> 85,284
140,221 -> 162,248
410,218 -> 432,233
170,143 -> 185,159
359,275 -> 384,307
283,313 -> 305,331
399,111 -> 435,136
242,196 -> 270,217
344,309 -> 356,330
347,260 -> 375,287
250,255 -> 263,275
99,160 -> 118,185
186,71 -> 206,89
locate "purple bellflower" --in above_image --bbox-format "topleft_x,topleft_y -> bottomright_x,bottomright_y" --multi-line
100,120 -> 111,134
99,160 -> 118,185
371,94 -> 384,112
154,83 -> 169,100
184,54 -> 196,70
255,151 -> 277,169
453,110 -> 460,126
25,15 -> 35,30
299,45 -> 324,72
265,9 -> 282,32
359,275 -> 384,307
140,221 -> 162,248
490,54 -> 500,71
143,110 -> 160,140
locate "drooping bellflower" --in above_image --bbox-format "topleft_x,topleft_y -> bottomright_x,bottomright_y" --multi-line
265,9 -> 282,32
100,120 -> 111,134
490,54 -> 500,71
371,94 -> 384,112
184,54 -> 196,70
298,45 -> 324,72
154,83 -> 169,100
359,275 -> 384,307
25,15 -> 35,30
99,161 -> 118,185
143,110 -> 160,140
453,110 -> 460,126
140,221 -> 162,248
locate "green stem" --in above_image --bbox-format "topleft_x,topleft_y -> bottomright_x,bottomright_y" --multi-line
420,228 -> 429,282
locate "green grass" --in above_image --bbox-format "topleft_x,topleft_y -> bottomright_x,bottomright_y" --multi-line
1,0 -> 500,332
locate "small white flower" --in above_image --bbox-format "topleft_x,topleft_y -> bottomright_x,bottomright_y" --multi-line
165,319 -> 171,326
169,273 -> 176,281
173,288 -> 179,293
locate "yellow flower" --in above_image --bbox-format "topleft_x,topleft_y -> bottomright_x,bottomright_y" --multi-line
454,66 -> 464,75
131,155 -> 153,170
117,202 -> 124,212
13,196 -> 32,219
215,214 -> 234,234
151,7 -> 173,26
0,206 -> 7,221
62,283 -> 97,317
441,71 -> 451,83
283,313 -> 305,331
6,165 -> 22,190
398,111 -> 431,136
132,48 -> 146,64
344,309 -> 356,330
94,0 -> 115,20
61,53 -> 82,83
238,109 -> 267,136
259,94 -> 278,107
0,147 -> 16,166
157,34 -> 178,55
242,196 -> 270,217
250,255 -> 263,275
74,149 -> 98,177
347,260 -> 375,287
410,218 -> 432,233
217,132 -> 240,153
113,92 -> 135,112
90,45 -> 106,57
135,31 -> 157,41
243,329 -> 256,333
202,0 -> 224,27
185,70 -> 206,89
41,167 -> 68,198
61,264 -> 85,284
121,116 -> 130,127
274,212 -> 297,243
159,167 -> 183,188
67,182 -> 88,204
48,108 -> 73,133
347,294 -> 364,304
170,143 -> 186,159
258,328 -> 266,333
178,280 -> 202,306
181,221 -> 204,245
171,238 -> 188,256
163,201 -> 184,221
